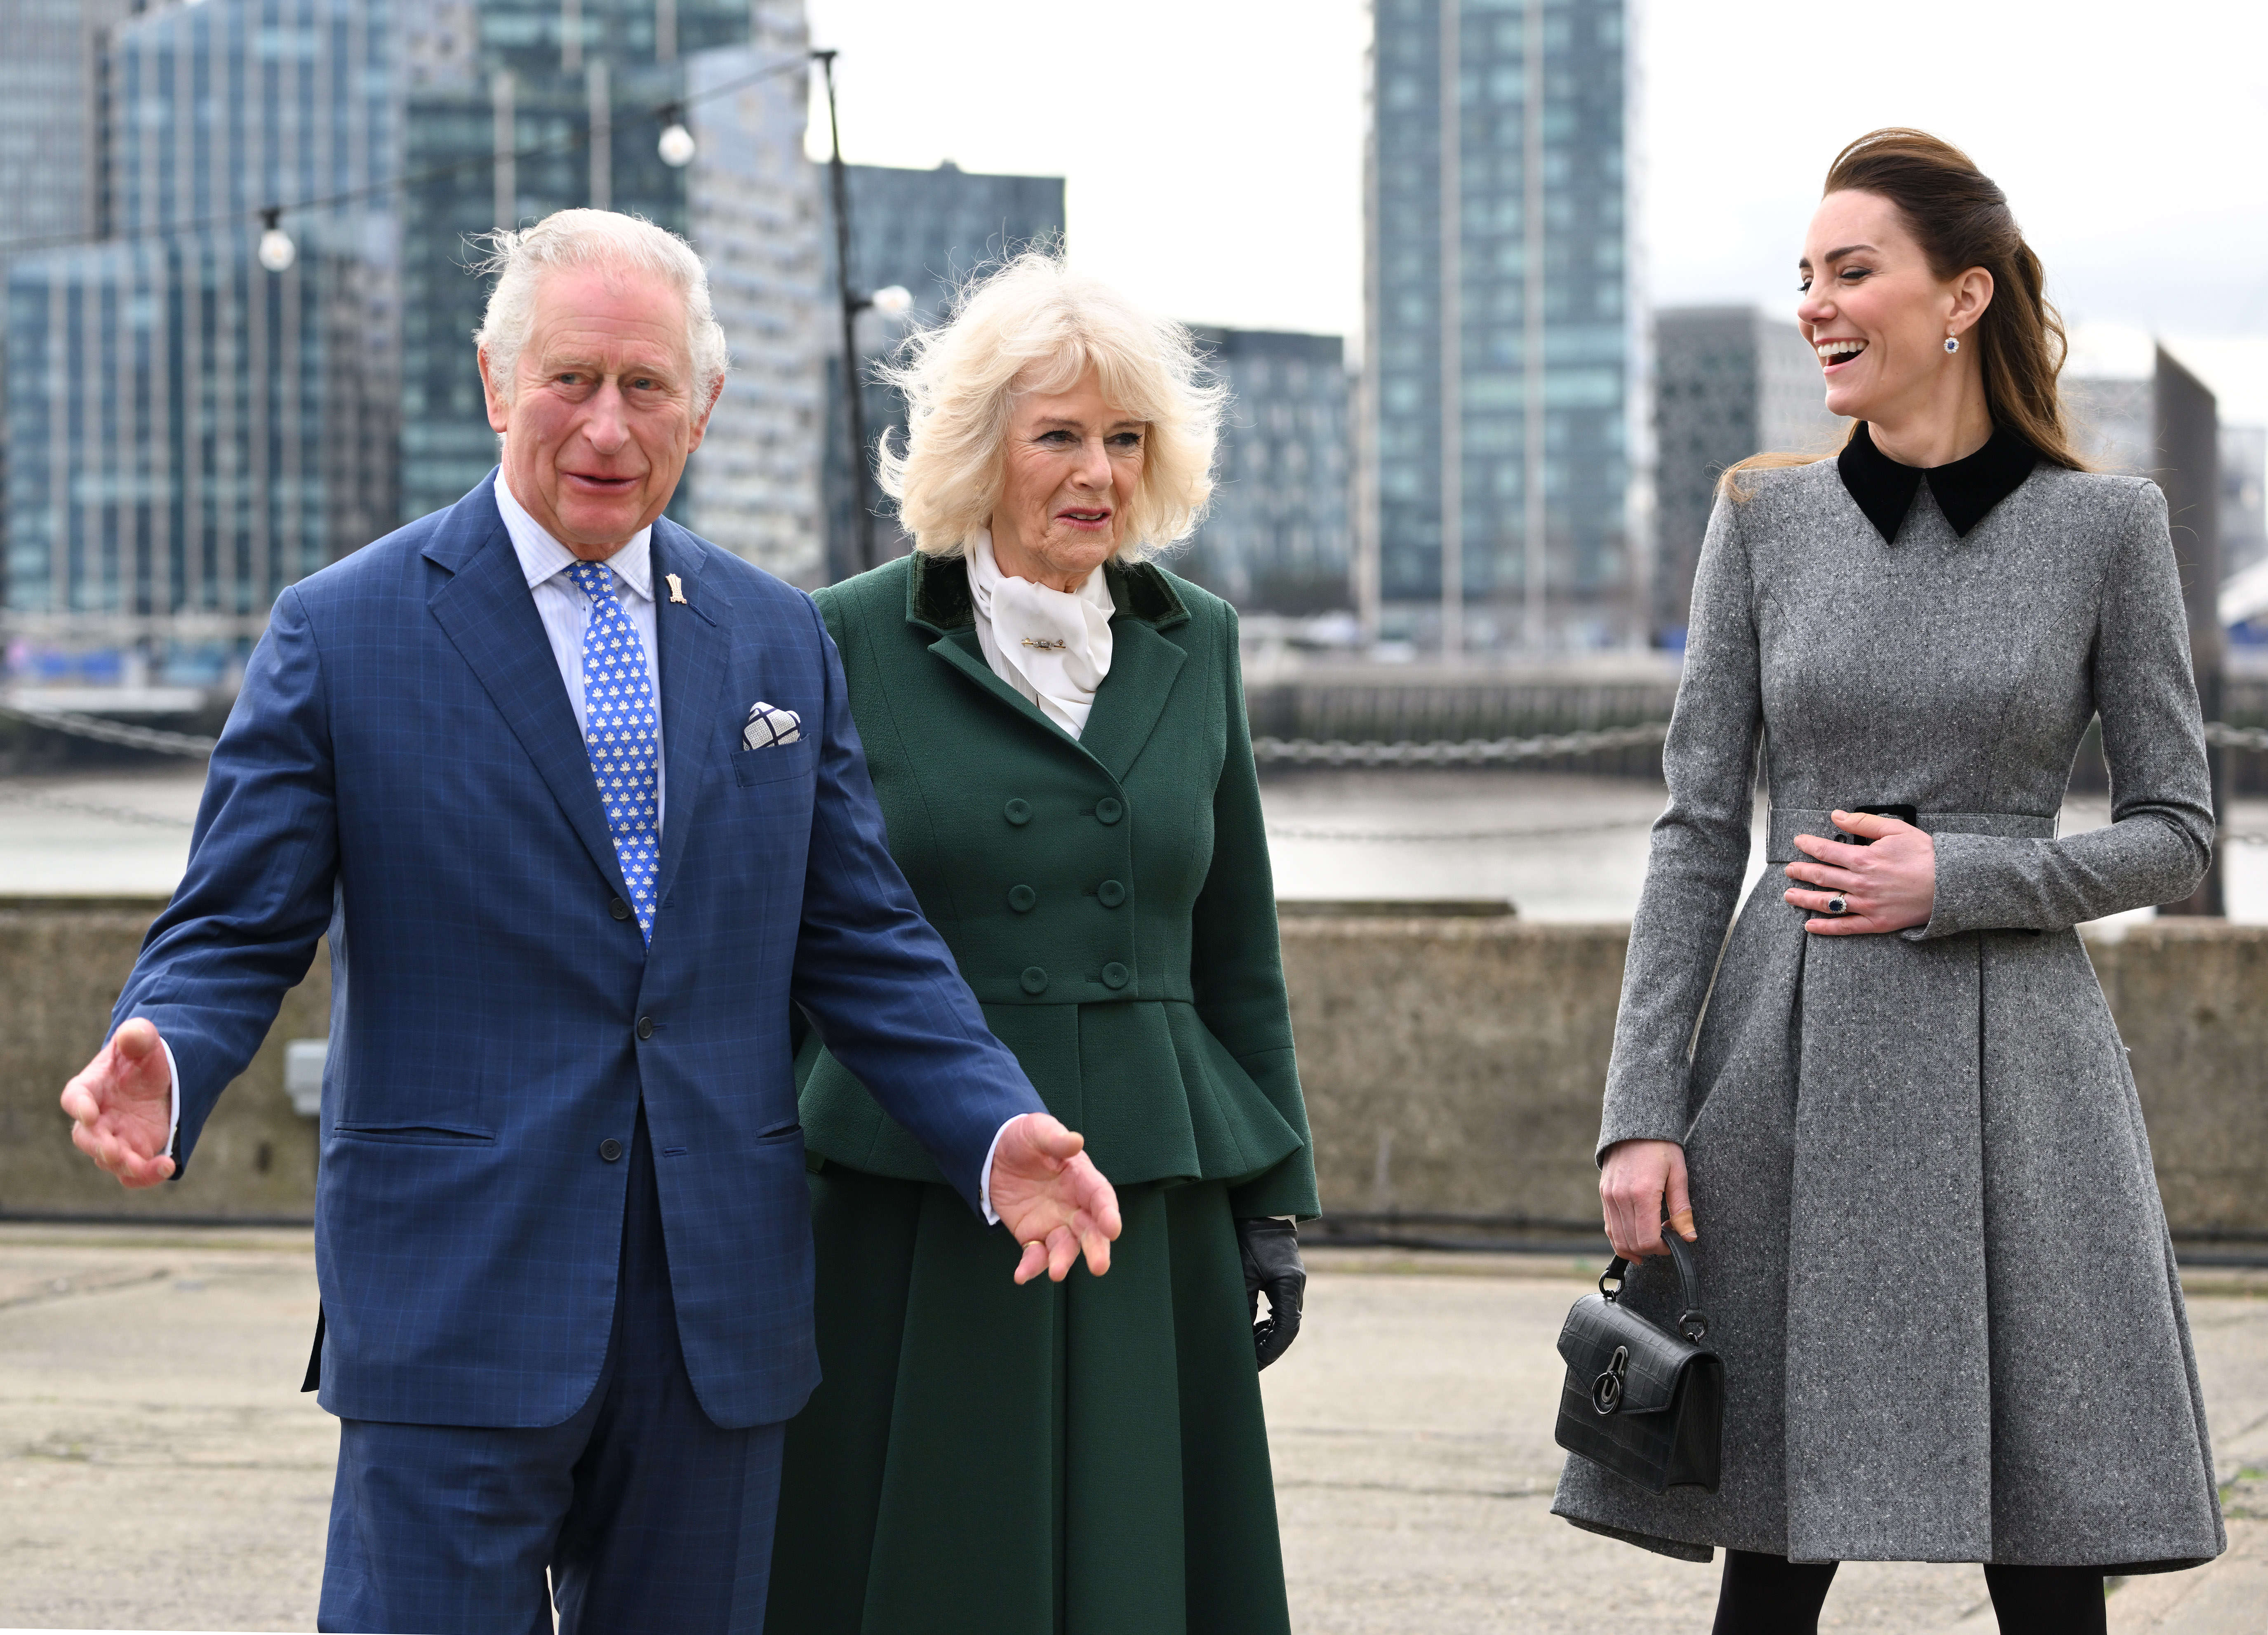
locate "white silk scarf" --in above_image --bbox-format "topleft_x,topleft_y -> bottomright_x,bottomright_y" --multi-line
965,531 -> 1115,739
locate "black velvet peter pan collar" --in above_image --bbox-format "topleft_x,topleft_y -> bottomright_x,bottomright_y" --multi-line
1836,420 -> 2041,543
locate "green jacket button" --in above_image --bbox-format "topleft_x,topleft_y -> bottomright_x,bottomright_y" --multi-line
1097,880 -> 1127,908
1101,962 -> 1129,989
1008,885 -> 1037,913
1094,798 -> 1123,825
1021,966 -> 1049,995
1004,799 -> 1032,826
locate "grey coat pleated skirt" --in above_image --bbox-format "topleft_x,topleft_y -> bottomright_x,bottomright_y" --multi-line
1551,459 -> 2228,1571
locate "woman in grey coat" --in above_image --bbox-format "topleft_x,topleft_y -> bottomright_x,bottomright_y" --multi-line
1554,129 -> 2225,1633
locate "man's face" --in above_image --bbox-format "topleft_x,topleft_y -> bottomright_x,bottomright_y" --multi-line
480,266 -> 720,560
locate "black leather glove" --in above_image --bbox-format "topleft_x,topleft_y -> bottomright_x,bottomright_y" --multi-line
1238,1217 -> 1305,1370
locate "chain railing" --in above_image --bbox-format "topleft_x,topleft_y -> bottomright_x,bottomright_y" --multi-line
1258,719 -> 2268,768
0,700 -> 217,757
1253,721 -> 1671,767
1,694 -> 2264,777
0,783 -> 196,829
2205,722 -> 2268,753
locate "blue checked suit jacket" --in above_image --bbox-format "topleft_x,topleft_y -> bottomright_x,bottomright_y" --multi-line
112,474 -> 1044,1430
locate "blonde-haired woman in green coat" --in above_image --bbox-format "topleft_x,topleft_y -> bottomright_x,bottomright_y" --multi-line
765,254 -> 1317,1635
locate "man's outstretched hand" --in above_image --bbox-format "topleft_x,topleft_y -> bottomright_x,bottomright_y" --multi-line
989,1112 -> 1122,1285
60,1018 -> 175,1189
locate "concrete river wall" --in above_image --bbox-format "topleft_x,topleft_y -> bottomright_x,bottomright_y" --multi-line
4,899 -> 2263,1244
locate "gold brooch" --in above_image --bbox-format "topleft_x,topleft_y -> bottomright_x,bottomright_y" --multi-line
1020,637 -> 1068,651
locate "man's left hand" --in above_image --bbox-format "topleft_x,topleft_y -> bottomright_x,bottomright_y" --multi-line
991,1112 -> 1123,1284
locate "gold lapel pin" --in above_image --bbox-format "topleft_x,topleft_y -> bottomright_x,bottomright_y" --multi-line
664,573 -> 687,605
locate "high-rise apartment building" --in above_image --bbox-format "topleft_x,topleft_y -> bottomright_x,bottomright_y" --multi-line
5,0 -> 401,678
398,1 -> 826,584
0,2 -> 152,251
0,0 -> 176,624
1651,305 -> 1841,642
1180,328 -> 1351,614
2064,375 -> 2153,475
680,25 -> 826,581
2221,425 -> 2265,581
827,160 -> 1063,578
1363,0 -> 1638,652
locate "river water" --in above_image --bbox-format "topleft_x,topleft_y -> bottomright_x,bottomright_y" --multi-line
0,765 -> 2260,929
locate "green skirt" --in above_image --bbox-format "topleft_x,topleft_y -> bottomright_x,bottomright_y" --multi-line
765,1167 -> 1292,1635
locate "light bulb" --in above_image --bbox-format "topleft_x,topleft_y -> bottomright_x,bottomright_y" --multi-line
870,285 -> 913,320
657,123 -> 696,167
257,225 -> 296,273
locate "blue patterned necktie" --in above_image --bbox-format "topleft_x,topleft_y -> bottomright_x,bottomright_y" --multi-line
566,560 -> 660,944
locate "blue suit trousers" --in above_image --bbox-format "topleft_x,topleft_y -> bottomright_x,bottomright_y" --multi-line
319,1105 -> 785,1634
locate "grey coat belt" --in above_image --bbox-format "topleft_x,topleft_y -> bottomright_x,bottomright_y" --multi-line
1763,807 -> 2056,863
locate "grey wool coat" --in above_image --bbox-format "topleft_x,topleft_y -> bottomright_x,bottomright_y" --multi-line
1551,454 -> 2228,1571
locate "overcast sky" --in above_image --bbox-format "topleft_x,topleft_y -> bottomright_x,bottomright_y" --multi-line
802,0 -> 2268,421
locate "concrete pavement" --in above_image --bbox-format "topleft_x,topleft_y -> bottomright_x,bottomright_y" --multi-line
1265,1250 -> 2268,1633
1,1226 -> 2262,1632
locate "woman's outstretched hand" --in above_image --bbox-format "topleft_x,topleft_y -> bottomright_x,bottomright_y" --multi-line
990,1112 -> 1123,1285
1599,1139 -> 1694,1260
1783,809 -> 1936,935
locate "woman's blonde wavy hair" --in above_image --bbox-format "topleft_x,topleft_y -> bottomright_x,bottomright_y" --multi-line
877,253 -> 1226,561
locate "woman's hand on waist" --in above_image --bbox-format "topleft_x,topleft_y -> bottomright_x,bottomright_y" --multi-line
1599,1139 -> 1695,1260
1784,808 -> 1935,935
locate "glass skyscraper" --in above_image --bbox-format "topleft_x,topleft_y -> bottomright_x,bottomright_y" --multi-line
1364,0 -> 1637,651
0,2 -> 152,251
1181,328 -> 1351,616
5,0 -> 400,678
1652,306 -> 1840,644
397,1 -> 824,581
0,0 -> 153,627
828,160 -> 1064,579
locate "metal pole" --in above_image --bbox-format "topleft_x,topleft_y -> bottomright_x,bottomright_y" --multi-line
1437,0 -> 1462,657
814,49 -> 872,576
586,57 -> 610,210
1355,4 -> 1382,648
2156,345 -> 2226,916
490,70 -> 515,231
1521,0 -> 1546,652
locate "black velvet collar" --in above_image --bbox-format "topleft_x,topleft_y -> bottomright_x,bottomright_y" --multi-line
1836,420 -> 2040,543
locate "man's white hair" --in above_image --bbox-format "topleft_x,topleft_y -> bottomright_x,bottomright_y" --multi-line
473,209 -> 728,405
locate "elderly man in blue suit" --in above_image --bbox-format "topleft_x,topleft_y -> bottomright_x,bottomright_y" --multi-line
59,209 -> 1122,1635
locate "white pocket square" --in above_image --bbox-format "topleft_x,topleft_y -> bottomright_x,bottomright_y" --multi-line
743,701 -> 802,750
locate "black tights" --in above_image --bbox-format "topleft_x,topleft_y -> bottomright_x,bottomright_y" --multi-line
1712,1549 -> 2106,1635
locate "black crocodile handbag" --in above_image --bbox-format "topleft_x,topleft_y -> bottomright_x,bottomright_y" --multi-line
1553,1230 -> 1723,1494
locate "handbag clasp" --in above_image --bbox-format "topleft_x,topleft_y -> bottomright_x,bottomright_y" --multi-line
1590,1345 -> 1630,1415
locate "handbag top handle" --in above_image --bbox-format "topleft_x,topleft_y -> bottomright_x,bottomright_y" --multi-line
1598,1227 -> 1709,1343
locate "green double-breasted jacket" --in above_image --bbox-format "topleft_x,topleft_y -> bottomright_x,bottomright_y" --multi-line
798,552 -> 1318,1221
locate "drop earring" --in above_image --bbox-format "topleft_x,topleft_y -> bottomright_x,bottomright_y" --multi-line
1944,334 -> 1961,355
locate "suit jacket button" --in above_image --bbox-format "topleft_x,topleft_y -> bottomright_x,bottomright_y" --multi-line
1004,799 -> 1033,826
1097,880 -> 1126,908
636,1015 -> 655,1040
1020,966 -> 1049,995
1101,962 -> 1129,989
1094,798 -> 1123,825
609,896 -> 632,922
599,1138 -> 624,1162
1009,885 -> 1037,913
